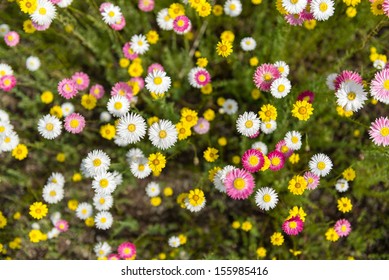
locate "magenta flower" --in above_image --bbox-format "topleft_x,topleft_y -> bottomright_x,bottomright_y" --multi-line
0,75 -> 17,92
370,68 -> 389,104
282,216 -> 304,236
368,116 -> 389,147
130,77 -> 145,90
110,16 -> 126,31
267,150 -> 285,171
55,219 -> 69,232
32,21 -> 51,31
334,70 -> 363,91
275,139 -> 294,158
225,168 -> 255,200
111,82 -> 133,101
89,84 -> 105,99
122,42 -> 139,60
72,72 -> 90,91
173,15 -> 191,35
107,254 -> 121,260
117,242 -> 136,259
242,149 -> 265,173
334,219 -> 352,237
297,90 -> 315,103
253,63 -> 281,92
138,0 -> 155,12
58,78 -> 78,99
64,113 -> 86,134
4,31 -> 19,47
303,171 -> 320,190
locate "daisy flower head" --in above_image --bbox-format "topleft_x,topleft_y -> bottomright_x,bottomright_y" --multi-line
225,168 -> 255,200
47,172 -> 65,187
224,0 -> 243,17
92,171 -> 117,195
255,187 -> 278,211
29,201 -> 48,220
335,80 -> 368,112
275,139 -> 294,158
0,131 -> 19,152
117,113 -> 147,144
282,0 -> 308,14
130,156 -> 152,179
138,0 -> 155,12
368,116 -> 389,147
261,120 -> 277,134
303,171 -> 320,190
43,183 -> 64,204
58,78 -> 78,99
111,81 -> 133,101
216,40 -> 233,58
72,72 -> 90,91
64,113 -> 85,134
148,152 -> 166,174
12,143 -> 28,160
168,236 -> 181,248
270,77 -> 291,98
253,63 -> 281,92
184,188 -> 206,212
126,148 -> 144,165
270,232 -> 284,246
222,98 -> 239,115
173,15 -> 192,35
242,149 -> 265,173
0,24 -> 10,37
55,219 -> 69,233
325,228 -> 339,242
311,0 -> 335,21
4,31 -> 20,47
176,122 -> 192,140
61,102 -> 75,117
335,178 -> 349,193
334,70 -> 363,91
180,107 -> 198,127
258,104 -> 277,122
337,197 -> 352,213
282,216 -> 304,236
37,114 -> 62,140
236,111 -> 261,137
188,67 -> 211,88
213,165 -> 236,193
130,34 -> 150,55
145,70 -> 171,94
267,150 -> 285,171
19,0 -> 38,14
240,37 -> 256,51
370,68 -> 389,104
76,202 -> 93,220
309,153 -> 333,177
84,150 -> 111,176
291,99 -> 314,121
95,211 -> 113,230
274,61 -> 290,77
31,0 -> 57,26
110,15 -> 126,31
26,56 -> 41,71
101,3 -> 122,25
284,130 -> 302,151
156,8 -> 174,30
93,193 -> 114,211
193,118 -> 210,134
146,182 -> 160,197
252,141 -> 268,155
148,119 -> 178,150
122,42 -> 139,61
107,95 -> 130,118
94,242 -> 111,258
284,12 -> 305,26
118,242 -> 136,259
334,219 -> 352,237
288,175 -> 308,195
0,63 -> 13,78
0,75 -> 17,92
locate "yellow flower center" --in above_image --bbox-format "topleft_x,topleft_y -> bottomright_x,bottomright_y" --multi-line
49,190 -> 56,197
271,157 -> 280,166
164,15 -> 170,21
281,146 -> 289,153
26,2 -> 32,8
186,115 -> 193,122
64,84 -> 71,92
154,77 -> 163,85
138,40 -> 143,46
70,119 -> 79,128
265,110 -> 272,117
159,130 -> 167,139
380,127 -> 389,137
39,8 -> 46,15
152,159 -> 160,165
0,70 -> 5,76
179,128 -> 186,134
0,126 -> 5,132
138,164 -> 145,171
128,124 -> 136,132
76,78 -> 82,85
347,92 -> 356,101
3,78 -> 11,86
289,221 -> 297,229
295,183 -> 301,189
298,107 -> 307,115
341,225 -> 347,232
45,123 -> 54,131
93,158 -> 101,167
198,74 -> 206,82
263,194 -> 271,202
7,35 -> 13,41
35,208 -> 41,214
383,80 -> 389,90
248,155 -> 259,166
220,45 -> 227,52
114,102 -> 122,110
317,162 -> 326,170
278,66 -> 284,73
192,195 -> 199,201
319,2 -> 328,12
81,209 -> 87,215
99,198 -> 105,205
177,19 -> 184,27
245,120 -> 253,128
4,137 -> 10,143
278,85 -> 285,92
100,179 -> 109,188
291,136 -> 299,143
100,217 -> 107,223
229,4 -> 236,10
291,0 -> 298,4
233,178 -> 246,190
264,73 -> 272,81
124,248 -> 131,255
108,11 -> 115,18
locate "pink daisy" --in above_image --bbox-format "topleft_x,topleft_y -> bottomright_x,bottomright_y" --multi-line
368,116 -> 389,147
282,216 -> 304,236
99,2 -> 112,13
193,118 -> 210,134
138,0 -> 155,12
275,139 -> 294,158
55,220 -> 69,232
334,70 -> 363,91
117,242 -> 136,259
297,90 -> 315,103
253,63 -> 281,92
64,113 -> 86,134
32,21 -> 50,31
370,68 -> 389,104
148,63 -> 165,74
72,72 -> 90,91
267,150 -> 285,171
194,69 -> 211,87
173,15 -> 191,35
58,78 -> 78,99
111,82 -> 133,101
107,254 -> 121,260
110,16 -> 126,31
284,13 -> 305,26
300,9 -> 314,21
0,75 -> 17,92
89,84 -> 105,99
242,149 -> 265,173
4,31 -> 19,47
303,171 -> 320,190
334,219 -> 352,237
384,0 -> 389,16
130,77 -> 145,90
122,42 -> 139,60
225,168 -> 255,200
249,130 -> 260,139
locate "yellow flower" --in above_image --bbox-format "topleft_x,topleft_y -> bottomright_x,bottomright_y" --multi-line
241,221 -> 252,232
176,122 -> 192,140
158,253 -> 166,260
72,173 -> 82,182
150,197 -> 162,207
29,229 -> 43,243
208,166 -> 221,182
85,217 -> 95,227
189,0 -> 205,8
291,100 -> 314,121
371,0 -> 384,15
304,19 -> 317,30
218,137 -> 227,146
13,212 -> 21,220
147,116 -> 159,126
29,202 -> 48,220
180,108 -> 198,127
270,232 -> 284,246
342,167 -> 356,181
337,197 -> 353,213
203,147 -> 219,162
81,94 -> 97,110
128,62 -> 143,77
256,247 -> 266,258
232,221 -> 241,229
179,234 -> 187,245
343,0 -> 361,7
213,4 -> 223,16
12,144 -> 28,160
196,57 -> 208,68
201,83 -> 213,95
325,228 -> 339,242
176,193 -> 188,208
275,0 -> 288,14
168,3 -> 185,19
146,30 -> 159,44
163,187 -> 174,197
56,153 -> 66,162
67,199 -> 78,211
289,153 -> 300,164
196,2 -> 212,17
336,106 -> 354,117
346,7 -> 357,18
252,0 -> 262,4
0,213 -> 7,229
100,124 -> 116,140
194,51 -> 202,58
119,58 -> 130,68
232,155 -> 241,165
220,30 -> 235,42
65,24 -> 74,33
287,206 -> 307,222
187,189 -> 205,206
148,152 -> 167,173
259,104 -> 277,122
23,19 -> 36,33
41,91 -> 53,104
251,89 -> 261,100
19,0 -> 37,14
290,249 -> 302,256
260,155 -> 270,171
217,97 -> 225,106
249,56 -> 259,67
50,105 -> 63,118
288,175 -> 307,195
216,40 -> 233,57
203,109 -> 215,121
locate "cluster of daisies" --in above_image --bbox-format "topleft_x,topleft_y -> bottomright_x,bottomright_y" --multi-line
94,241 -> 136,260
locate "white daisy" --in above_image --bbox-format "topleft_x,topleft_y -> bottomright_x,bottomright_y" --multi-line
0,121 -> 14,138
236,111 -> 261,137
148,119 -> 178,150
31,0 -> 57,26
0,24 -> 10,37
83,150 -> 111,176
126,148 -> 145,165
47,172 -> 65,187
76,202 -> 93,220
187,67 -> 210,88
145,70 -> 171,94
282,0 -> 308,14
145,182 -> 160,197
92,171 -> 117,195
0,109 -> 9,123
261,120 -> 277,134
0,131 -> 19,152
224,0 -> 242,17
0,63 -> 13,78
93,193 -> 114,211
335,179 -> 349,193
47,228 -> 60,239
42,183 -> 64,204
240,37 -> 256,51
130,34 -> 149,55
184,197 -> 206,212
270,77 -> 291,98
37,114 -> 62,140
101,4 -> 122,25
107,95 -> 130,118
335,80 -> 367,112
255,187 -> 279,211
130,156 -> 152,179
168,236 -> 181,248
57,0 -> 73,8
326,73 -> 337,90
156,8 -> 174,30
100,111 -> 112,122
95,211 -> 113,230
311,0 -> 335,21
116,113 -> 147,144
213,165 -> 236,193
222,99 -> 238,115
284,131 -> 302,150
61,102 -> 75,117
251,141 -> 268,155
94,242 -> 112,258
274,61 -> 290,77
31,222 -> 40,230
26,56 -> 41,71
309,153 -> 333,177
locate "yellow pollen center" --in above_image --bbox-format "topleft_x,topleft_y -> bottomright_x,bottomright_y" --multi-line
263,194 -> 271,202
69,119 -> 79,128
383,80 -> 389,90
179,128 -> 186,134
233,178 -> 246,190
49,190 -> 56,197
138,164 -> 145,171
380,127 -> 389,137
100,179 -> 109,188
264,73 -> 272,81
164,15 -> 170,21
39,8 -> 46,15
281,146 -> 289,153
265,110 -> 272,117
295,183 -> 301,188
279,67 -> 284,73
192,195 -> 199,201
266,123 -> 272,129
291,0 -> 298,4
7,35 -> 13,41
4,79 -> 11,86
76,78 -> 82,85
245,120 -> 253,128
81,209 -> 87,215
221,45 -> 227,52
93,158 -> 101,167
198,74 -> 206,82
319,2 -> 328,12
118,89 -> 125,96
159,130 -> 167,139
186,115 -> 193,122
128,124 -> 136,132
278,85 -> 285,92
101,217 -> 107,223
138,40 -> 143,46
108,11 -> 115,18
26,2 -> 32,8
45,123 -> 54,131
0,126 -> 4,132
347,92 -> 356,101
124,248 -> 131,255
317,162 -> 326,170
0,70 -> 5,76
308,178 -> 313,183
248,155 -> 259,166
230,4 -> 236,10
114,102 -> 122,110
341,225 -> 347,232
4,137 -> 10,143
35,208 -> 41,214
152,159 -> 160,165
271,157 -> 280,166
154,77 -> 162,85
298,107 -> 307,115
289,221 -> 297,229
291,136 -> 299,143
177,19 -> 184,27
99,198 -> 105,205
